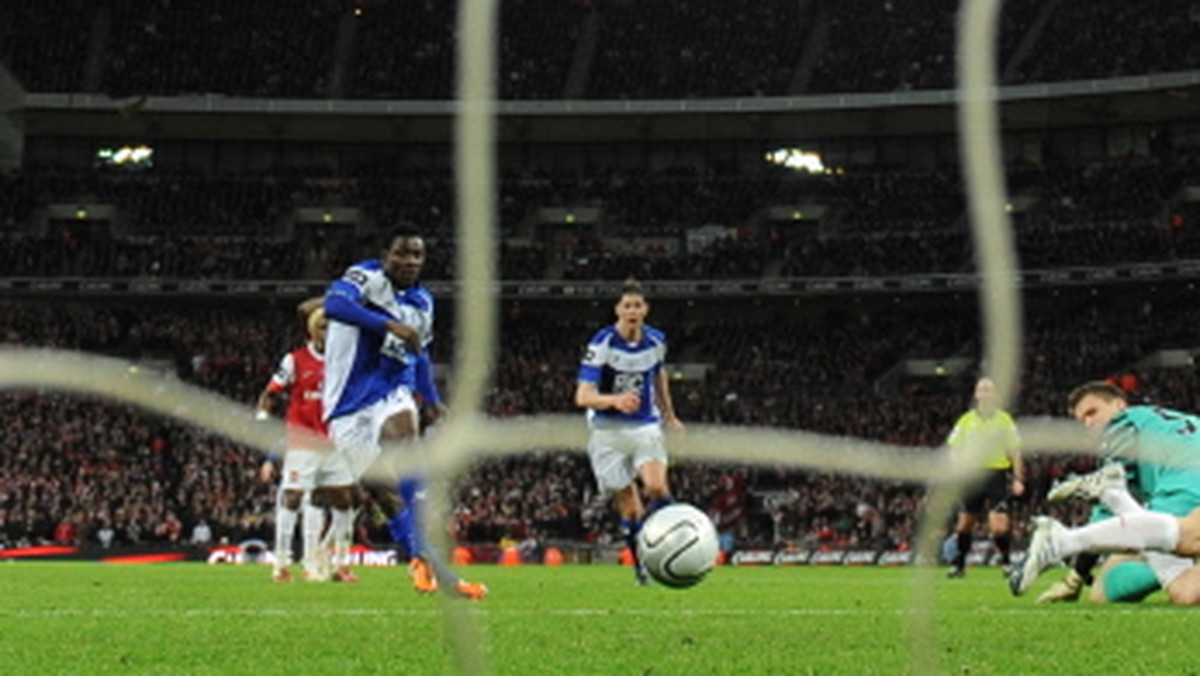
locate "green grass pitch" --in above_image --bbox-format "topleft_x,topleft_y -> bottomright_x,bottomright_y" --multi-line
0,562 -> 1194,674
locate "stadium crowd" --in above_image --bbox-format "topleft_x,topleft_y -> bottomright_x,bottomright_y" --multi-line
4,0 -> 1200,98
585,0 -> 807,99
2,287 -> 1197,555
103,0 -> 341,99
3,152 -> 1200,282
1013,0 -> 1200,85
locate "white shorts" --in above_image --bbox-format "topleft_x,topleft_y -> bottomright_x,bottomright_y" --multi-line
587,424 -> 668,493
1144,551 -> 1196,589
279,448 -> 354,491
328,388 -> 418,480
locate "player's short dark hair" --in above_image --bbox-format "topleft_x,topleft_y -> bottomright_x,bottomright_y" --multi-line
1067,380 -> 1127,413
620,278 -> 644,299
383,224 -> 423,250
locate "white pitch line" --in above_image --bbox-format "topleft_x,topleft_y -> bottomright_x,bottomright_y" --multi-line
0,606 -> 1190,619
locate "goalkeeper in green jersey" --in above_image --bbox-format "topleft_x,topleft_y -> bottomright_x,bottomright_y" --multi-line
1012,381 -> 1200,605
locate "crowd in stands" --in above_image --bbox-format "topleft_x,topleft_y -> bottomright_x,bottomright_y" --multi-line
351,0 -> 584,100
586,0 -> 807,99
808,0 -> 959,94
806,0 -> 1046,94
1014,0 -> 1200,85
0,172 -> 33,231
495,0 -> 586,100
561,234 -> 770,281
11,211 -> 1198,284
0,394 -> 275,549
3,286 -> 1199,554
0,233 -> 305,281
103,0 -> 341,99
4,153 -> 1200,282
349,0 -> 455,100
5,0 -> 1200,98
0,0 -> 91,93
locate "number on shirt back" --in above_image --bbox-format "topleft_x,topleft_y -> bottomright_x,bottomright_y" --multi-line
1154,407 -> 1198,436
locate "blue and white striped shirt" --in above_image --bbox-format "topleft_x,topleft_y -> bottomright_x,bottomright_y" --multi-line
577,325 -> 668,427
323,259 -> 435,421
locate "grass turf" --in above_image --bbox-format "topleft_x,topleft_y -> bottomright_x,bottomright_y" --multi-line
0,562 -> 1193,674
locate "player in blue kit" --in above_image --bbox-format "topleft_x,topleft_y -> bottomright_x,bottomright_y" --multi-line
1012,381 -> 1200,605
575,279 -> 684,584
323,226 -> 486,600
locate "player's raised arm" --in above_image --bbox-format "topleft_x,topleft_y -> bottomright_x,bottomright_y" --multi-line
325,269 -> 421,352
324,271 -> 392,336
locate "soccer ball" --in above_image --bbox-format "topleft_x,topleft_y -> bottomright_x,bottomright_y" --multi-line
636,503 -> 719,589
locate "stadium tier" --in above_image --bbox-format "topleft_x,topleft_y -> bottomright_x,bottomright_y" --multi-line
4,0 -> 1200,98
3,153 -> 1200,280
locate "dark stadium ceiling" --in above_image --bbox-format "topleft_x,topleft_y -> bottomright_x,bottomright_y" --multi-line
16,81 -> 1200,143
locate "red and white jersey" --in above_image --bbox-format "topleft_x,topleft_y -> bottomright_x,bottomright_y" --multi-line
268,343 -> 329,449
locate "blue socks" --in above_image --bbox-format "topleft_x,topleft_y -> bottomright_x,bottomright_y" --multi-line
387,477 -> 425,558
646,495 -> 675,517
621,518 -> 641,563
387,477 -> 461,586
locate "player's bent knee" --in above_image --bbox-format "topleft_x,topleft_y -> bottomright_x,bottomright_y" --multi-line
643,481 -> 669,499
1178,511 -> 1200,556
1165,583 -> 1200,606
309,488 -> 329,508
282,490 -> 304,511
614,486 -> 642,518
1162,564 -> 1200,605
329,487 -> 354,510
381,411 -> 418,441
366,483 -> 401,514
637,463 -> 668,493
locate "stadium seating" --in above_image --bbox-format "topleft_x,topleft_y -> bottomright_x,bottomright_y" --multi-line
4,0 -> 1200,98
3,154 -> 1200,281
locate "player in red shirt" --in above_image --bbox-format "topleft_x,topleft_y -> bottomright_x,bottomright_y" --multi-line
257,306 -> 357,582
